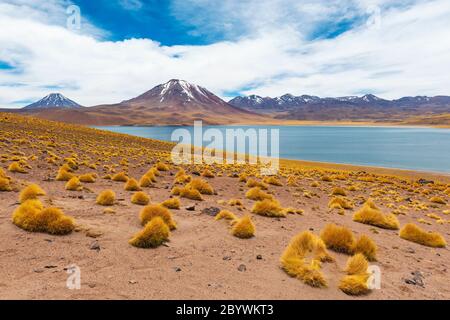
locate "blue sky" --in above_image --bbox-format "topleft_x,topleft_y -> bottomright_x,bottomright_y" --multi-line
0,0 -> 449,108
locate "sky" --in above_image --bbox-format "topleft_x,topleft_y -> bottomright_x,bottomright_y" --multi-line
0,0 -> 449,108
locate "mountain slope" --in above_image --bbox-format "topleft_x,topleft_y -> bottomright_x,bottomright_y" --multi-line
23,93 -> 82,109
229,94 -> 450,121
18,80 -> 267,126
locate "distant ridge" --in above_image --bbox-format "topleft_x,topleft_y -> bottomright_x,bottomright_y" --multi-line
23,93 -> 82,109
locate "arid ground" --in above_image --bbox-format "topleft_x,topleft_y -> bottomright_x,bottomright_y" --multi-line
0,113 -> 448,299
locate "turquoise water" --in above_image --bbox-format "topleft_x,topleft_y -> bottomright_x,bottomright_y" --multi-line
93,125 -> 450,173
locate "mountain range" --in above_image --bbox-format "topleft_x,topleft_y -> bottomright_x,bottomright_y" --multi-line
4,80 -> 450,125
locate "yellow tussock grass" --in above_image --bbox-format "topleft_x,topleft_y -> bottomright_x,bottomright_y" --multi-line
19,184 -> 45,203
139,175 -> 153,187
430,196 -> 446,205
124,178 -> 141,191
328,197 -> 353,210
201,169 -> 215,178
399,223 -> 446,248
12,200 -> 75,235
331,187 -> 347,196
65,177 -> 82,191
251,199 -> 286,217
131,191 -> 150,205
231,215 -> 255,239
246,178 -> 268,190
129,217 -> 170,248
186,178 -> 214,194
245,187 -> 273,201
352,235 -> 377,261
79,173 -> 96,183
140,204 -> 177,230
228,198 -> 243,206
8,162 -> 27,173
96,189 -> 115,206
111,172 -> 128,182
180,187 -> 203,201
344,253 -> 368,275
280,231 -> 333,287
320,224 -> 355,254
155,162 -> 170,171
263,176 -> 282,186
161,197 -> 180,209
215,210 -> 238,222
0,177 -> 12,191
353,202 -> 399,230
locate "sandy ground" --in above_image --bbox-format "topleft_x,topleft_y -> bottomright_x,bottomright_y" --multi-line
0,161 -> 449,300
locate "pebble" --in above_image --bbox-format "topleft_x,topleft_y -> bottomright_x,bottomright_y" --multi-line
238,264 -> 246,272
90,240 -> 100,251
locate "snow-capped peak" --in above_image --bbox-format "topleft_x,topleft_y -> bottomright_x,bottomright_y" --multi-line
23,93 -> 82,109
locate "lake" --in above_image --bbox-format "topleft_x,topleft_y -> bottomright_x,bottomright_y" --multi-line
93,125 -> 450,173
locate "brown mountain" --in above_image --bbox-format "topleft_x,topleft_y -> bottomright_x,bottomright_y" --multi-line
13,79 -> 267,126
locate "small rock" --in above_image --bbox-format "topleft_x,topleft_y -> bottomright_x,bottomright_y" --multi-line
90,240 -> 100,251
404,271 -> 424,287
405,247 -> 415,254
201,207 -> 220,216
78,195 -> 84,199
88,283 -> 96,288
33,268 -> 44,273
44,239 -> 53,243
256,255 -> 263,260
223,256 -> 232,261
129,280 -> 137,284
186,205 -> 196,211
418,179 -> 434,185
238,264 -> 246,272
309,227 -> 314,231
174,267 -> 182,272
44,265 -> 58,269
86,230 -> 103,238
192,171 -> 200,176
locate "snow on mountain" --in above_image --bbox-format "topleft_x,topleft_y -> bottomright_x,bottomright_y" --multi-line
23,93 -> 82,109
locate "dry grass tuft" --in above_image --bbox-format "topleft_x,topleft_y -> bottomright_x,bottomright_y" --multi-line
245,187 -> 273,201
8,162 -> 27,173
129,217 -> 170,248
65,177 -> 82,191
353,201 -> 399,230
328,197 -> 353,210
79,173 -> 96,183
186,178 -> 214,195
263,176 -> 282,186
251,199 -> 286,217
12,200 -> 75,235
344,253 -> 369,275
131,191 -> 150,205
161,197 -> 180,209
331,187 -> 347,196
246,178 -> 268,190
231,215 -> 255,239
56,167 -> 74,181
352,235 -> 377,261
112,172 -> 128,182
215,210 -> 238,222
339,254 -> 371,296
320,224 -> 355,254
140,204 -> 177,230
19,184 -> 45,203
430,196 -> 446,205
96,189 -> 115,206
280,231 -> 333,287
124,178 -> 141,191
179,187 -> 203,201
0,176 -> 11,191
399,223 -> 446,248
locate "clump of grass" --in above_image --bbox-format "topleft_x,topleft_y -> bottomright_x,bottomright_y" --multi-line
12,200 -> 75,235
201,169 -> 215,178
155,162 -> 170,171
131,191 -> 150,205
331,187 -> 347,196
140,204 -> 177,230
339,254 -> 371,296
19,184 -> 45,203
215,210 -> 238,222
96,189 -> 115,206
251,199 -> 286,217
328,197 -> 353,210
65,176 -> 82,191
238,173 -> 248,182
430,196 -> 446,205
353,201 -> 399,230
245,187 -> 273,201
0,177 -> 12,191
321,175 -> 332,182
399,223 -> 446,248
174,173 -> 191,184
124,178 -> 141,191
161,197 -> 180,209
139,175 -> 154,187
179,187 -> 203,201
263,176 -> 282,186
228,198 -> 243,206
79,173 -> 96,183
129,217 -> 170,248
320,224 -> 355,254
246,178 -> 268,190
8,162 -> 27,173
352,235 -> 377,261
231,215 -> 255,239
112,172 -> 128,182
280,231 -> 333,287
186,178 -> 214,194
56,167 -> 74,181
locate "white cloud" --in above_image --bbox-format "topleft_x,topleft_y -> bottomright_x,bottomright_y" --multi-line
0,0 -> 449,108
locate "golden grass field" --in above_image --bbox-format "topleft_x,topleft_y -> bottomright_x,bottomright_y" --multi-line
0,112 -> 449,299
